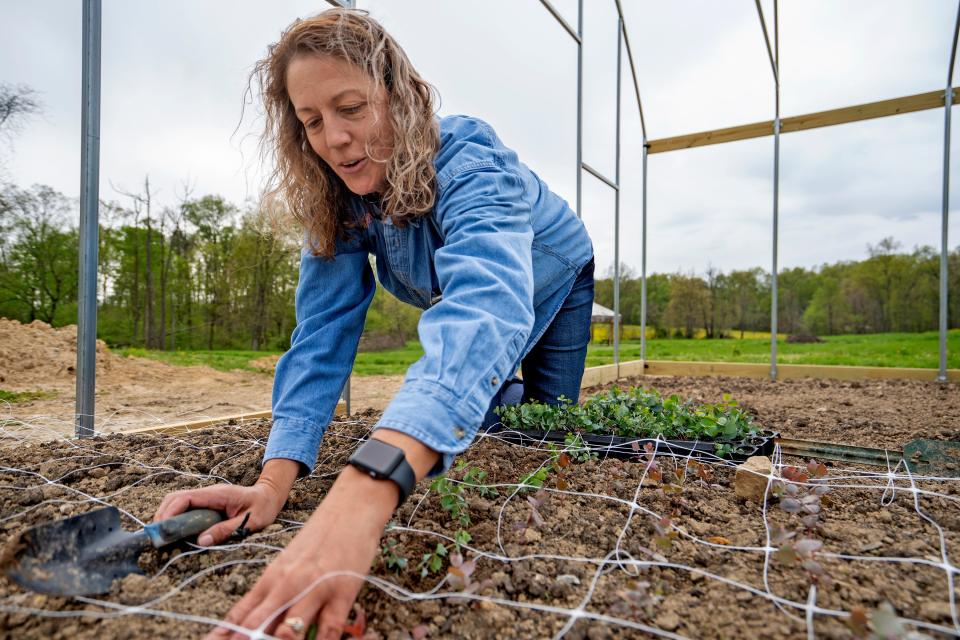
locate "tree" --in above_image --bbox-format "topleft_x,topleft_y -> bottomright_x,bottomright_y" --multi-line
0,184 -> 78,323
0,83 -> 41,140
727,268 -> 764,338
665,273 -> 708,338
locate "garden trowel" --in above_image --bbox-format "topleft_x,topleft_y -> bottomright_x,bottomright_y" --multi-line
2,506 -> 223,596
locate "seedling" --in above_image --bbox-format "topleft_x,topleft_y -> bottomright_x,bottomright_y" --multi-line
515,489 -> 550,534
497,386 -> 763,458
772,459 -> 831,531
608,580 -> 662,621
848,602 -> 916,640
459,462 -> 499,498
770,525 -> 830,586
447,551 -> 477,592
380,537 -> 408,572
430,475 -> 470,527
519,466 -> 550,490
418,542 -> 448,577
563,432 -> 597,463
686,459 -> 715,486
651,516 -> 677,551
452,529 -> 472,553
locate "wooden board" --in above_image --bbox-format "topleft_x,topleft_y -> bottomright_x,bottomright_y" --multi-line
614,359 -> 959,382
123,402 -> 346,436
647,89 -> 959,154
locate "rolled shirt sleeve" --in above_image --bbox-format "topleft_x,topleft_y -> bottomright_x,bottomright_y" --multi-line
375,129 -> 535,474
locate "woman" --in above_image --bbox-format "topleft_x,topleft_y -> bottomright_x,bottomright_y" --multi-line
154,8 -> 593,640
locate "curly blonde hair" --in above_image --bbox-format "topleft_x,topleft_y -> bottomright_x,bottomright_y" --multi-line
254,9 -> 440,258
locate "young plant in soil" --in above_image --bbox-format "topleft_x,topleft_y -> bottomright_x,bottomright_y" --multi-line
420,462 -> 491,576
770,459 -> 832,585
608,580 -> 663,622
380,537 -> 408,572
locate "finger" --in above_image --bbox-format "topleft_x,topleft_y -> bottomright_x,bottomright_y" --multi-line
156,485 -> 236,522
231,589 -> 306,640
197,513 -> 251,547
271,592 -> 325,640
153,491 -> 192,522
317,594 -> 355,640
220,580 -> 276,640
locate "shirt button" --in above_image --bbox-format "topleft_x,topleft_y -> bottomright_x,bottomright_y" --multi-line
490,376 -> 499,387
453,427 -> 466,439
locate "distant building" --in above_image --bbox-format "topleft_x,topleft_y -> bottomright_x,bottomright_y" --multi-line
591,302 -> 622,344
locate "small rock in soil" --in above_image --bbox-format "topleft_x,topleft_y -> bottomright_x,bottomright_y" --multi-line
919,601 -> 954,620
733,456 -> 773,503
655,610 -> 681,631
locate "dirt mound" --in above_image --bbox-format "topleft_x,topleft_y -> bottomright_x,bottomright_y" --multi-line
0,319 -> 125,388
248,354 -> 280,374
0,320 -> 276,438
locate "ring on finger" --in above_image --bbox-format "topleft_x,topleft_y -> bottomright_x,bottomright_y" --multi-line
283,616 -> 306,634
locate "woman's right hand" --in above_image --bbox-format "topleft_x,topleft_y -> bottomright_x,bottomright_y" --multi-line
153,481 -> 288,547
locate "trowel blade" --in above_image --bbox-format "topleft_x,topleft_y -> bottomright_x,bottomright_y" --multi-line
3,505 -> 146,596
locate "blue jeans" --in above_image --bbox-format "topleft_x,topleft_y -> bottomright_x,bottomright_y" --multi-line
482,257 -> 595,429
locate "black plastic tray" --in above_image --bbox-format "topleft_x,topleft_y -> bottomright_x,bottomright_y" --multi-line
495,428 -> 779,463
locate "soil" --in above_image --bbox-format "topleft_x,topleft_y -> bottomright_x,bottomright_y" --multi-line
1,375 -> 958,639
0,319 -> 400,440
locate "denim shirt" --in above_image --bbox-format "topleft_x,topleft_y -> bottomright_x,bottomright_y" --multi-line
264,115 -> 593,475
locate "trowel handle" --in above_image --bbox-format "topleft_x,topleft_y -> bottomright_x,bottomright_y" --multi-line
143,509 -> 225,548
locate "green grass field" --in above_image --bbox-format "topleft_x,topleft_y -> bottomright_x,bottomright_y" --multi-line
586,330 -> 960,369
119,330 -> 959,376
0,389 -> 55,403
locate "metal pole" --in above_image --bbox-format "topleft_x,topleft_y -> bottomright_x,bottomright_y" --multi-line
341,0 -> 355,412
538,0 -> 580,43
75,0 -> 101,439
641,139 -> 648,363
769,1 -> 781,380
576,0 -> 583,218
613,0 -> 647,138
613,18 -> 622,366
939,3 -> 960,383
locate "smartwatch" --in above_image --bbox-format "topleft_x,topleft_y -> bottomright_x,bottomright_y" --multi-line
347,439 -> 416,508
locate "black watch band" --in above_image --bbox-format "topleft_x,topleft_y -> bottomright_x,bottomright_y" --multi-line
347,439 -> 416,508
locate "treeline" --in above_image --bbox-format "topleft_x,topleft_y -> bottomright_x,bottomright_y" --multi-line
3,182 -> 958,351
0,182 -> 299,349
0,182 -> 420,351
595,239 -> 960,338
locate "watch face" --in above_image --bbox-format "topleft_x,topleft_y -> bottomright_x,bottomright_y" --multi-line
352,439 -> 404,476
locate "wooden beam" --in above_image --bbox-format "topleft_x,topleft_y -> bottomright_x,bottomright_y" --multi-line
123,401 -> 346,436
599,359 -> 960,383
580,364 -> 619,388
647,89 -> 959,154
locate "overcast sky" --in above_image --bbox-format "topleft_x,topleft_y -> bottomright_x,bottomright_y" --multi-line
1,0 -> 958,277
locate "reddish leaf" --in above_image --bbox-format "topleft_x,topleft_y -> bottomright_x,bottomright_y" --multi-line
775,544 -> 798,564
705,536 -> 731,545
847,607 -> 869,638
343,606 -> 366,638
779,497 -> 803,513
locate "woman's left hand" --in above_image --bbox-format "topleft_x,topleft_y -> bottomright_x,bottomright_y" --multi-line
206,466 -> 398,640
